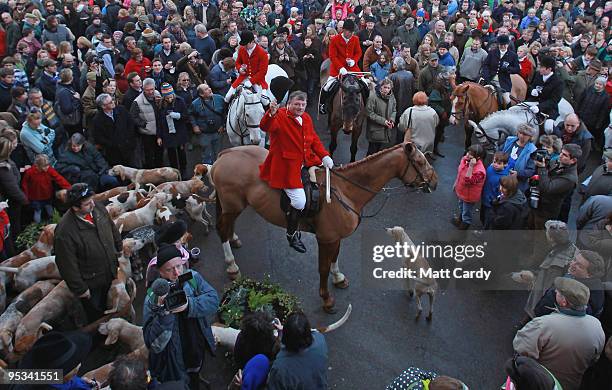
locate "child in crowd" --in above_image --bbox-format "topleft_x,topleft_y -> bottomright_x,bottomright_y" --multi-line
21,154 -> 71,223
371,54 -> 391,84
538,134 -> 562,162
480,151 -> 510,226
0,202 -> 9,260
453,144 -> 487,230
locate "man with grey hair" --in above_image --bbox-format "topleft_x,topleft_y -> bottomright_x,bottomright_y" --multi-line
514,276 -> 605,390
93,93 -> 136,166
260,91 -> 334,252
389,56 -> 415,129
193,24 -> 216,65
130,78 -> 162,168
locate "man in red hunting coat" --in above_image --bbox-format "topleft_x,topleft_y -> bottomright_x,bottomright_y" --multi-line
224,30 -> 269,103
259,91 -> 334,253
319,18 -> 362,114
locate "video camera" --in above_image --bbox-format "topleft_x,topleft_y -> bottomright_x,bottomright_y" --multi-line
531,149 -> 549,164
163,271 -> 194,311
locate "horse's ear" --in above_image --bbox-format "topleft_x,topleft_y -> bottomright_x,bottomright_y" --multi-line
464,84 -> 469,91
403,141 -> 416,156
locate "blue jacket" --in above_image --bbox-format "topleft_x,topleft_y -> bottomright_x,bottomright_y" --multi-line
208,63 -> 237,96
19,122 -> 56,166
370,61 -> 390,83
500,136 -> 537,192
143,270 -> 219,384
519,15 -> 540,30
267,331 -> 328,390
416,22 -> 429,40
438,52 -> 456,68
189,94 -> 226,133
481,164 -> 510,207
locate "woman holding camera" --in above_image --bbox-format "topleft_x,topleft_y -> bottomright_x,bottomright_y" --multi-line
498,124 -> 537,193
20,111 -> 57,166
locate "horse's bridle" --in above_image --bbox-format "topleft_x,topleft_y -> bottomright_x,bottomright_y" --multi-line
451,86 -> 495,121
228,88 -> 269,145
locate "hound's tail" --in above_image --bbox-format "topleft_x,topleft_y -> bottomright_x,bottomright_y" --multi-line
317,304 -> 352,333
0,267 -> 19,274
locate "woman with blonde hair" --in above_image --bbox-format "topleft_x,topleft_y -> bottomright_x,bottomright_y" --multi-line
321,27 -> 337,60
528,41 -> 542,69
56,41 -> 73,61
398,91 -> 438,157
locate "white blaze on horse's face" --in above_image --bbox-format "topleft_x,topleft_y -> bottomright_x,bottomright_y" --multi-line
243,90 -> 265,145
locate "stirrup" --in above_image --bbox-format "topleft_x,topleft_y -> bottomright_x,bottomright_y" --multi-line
287,231 -> 306,253
318,104 -> 327,115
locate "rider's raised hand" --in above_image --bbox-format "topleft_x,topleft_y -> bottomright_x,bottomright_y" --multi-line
269,100 -> 279,116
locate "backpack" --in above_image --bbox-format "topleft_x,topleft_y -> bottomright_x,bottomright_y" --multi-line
54,98 -> 82,126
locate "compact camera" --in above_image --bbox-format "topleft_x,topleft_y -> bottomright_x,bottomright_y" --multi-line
531,149 -> 548,163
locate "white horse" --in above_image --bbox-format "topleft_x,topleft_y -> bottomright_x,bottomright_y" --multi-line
226,65 -> 288,147
468,98 -> 575,150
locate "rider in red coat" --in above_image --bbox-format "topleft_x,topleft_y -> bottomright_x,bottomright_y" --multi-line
319,18 -> 363,114
259,91 -> 334,252
224,30 -> 269,103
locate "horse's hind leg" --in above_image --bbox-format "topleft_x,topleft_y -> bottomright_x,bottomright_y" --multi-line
426,291 -> 435,321
329,121 -> 339,157
464,123 -> 474,150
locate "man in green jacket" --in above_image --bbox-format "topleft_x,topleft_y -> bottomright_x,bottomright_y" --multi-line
54,183 -> 122,322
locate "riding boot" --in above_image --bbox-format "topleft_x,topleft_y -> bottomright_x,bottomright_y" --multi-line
286,206 -> 306,253
318,89 -> 329,115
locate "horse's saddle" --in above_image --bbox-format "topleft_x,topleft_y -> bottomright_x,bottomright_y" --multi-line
280,167 -> 322,218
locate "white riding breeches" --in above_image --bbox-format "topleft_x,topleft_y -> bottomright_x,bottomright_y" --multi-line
224,80 -> 268,102
284,188 -> 306,211
323,76 -> 338,92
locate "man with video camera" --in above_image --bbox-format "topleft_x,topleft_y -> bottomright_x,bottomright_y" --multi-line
143,244 -> 220,390
527,143 -> 581,231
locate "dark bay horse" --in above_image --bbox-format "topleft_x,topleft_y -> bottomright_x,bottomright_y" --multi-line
327,73 -> 368,162
211,140 -> 438,313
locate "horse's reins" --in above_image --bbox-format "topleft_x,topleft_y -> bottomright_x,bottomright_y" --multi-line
325,152 -> 427,220
228,88 -> 268,145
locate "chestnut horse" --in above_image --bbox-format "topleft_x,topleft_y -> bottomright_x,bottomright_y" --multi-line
211,141 -> 437,313
450,74 -> 528,148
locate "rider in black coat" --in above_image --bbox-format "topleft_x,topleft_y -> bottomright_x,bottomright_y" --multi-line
480,35 -> 520,106
526,55 -> 564,119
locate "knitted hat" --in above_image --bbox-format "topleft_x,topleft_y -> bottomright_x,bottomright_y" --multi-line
161,82 -> 174,96
113,31 -> 123,40
156,244 -> 182,268
595,75 -> 607,85
416,9 -> 426,17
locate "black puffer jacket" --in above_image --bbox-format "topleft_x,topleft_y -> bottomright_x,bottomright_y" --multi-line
486,190 -> 527,229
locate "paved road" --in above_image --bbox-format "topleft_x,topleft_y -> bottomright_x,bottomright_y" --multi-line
155,108 -> 531,390
116,105 -> 600,389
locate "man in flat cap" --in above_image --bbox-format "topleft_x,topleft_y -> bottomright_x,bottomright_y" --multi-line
514,277 -> 605,390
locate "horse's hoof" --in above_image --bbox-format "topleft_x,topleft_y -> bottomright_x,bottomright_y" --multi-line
323,304 -> 337,314
227,270 -> 241,280
415,310 -> 422,320
230,239 -> 242,248
426,313 -> 433,322
333,278 -> 349,289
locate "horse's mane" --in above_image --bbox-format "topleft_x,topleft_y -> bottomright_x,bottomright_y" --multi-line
336,144 -> 403,171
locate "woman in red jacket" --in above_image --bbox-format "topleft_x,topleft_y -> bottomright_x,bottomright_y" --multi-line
21,154 -> 71,223
123,48 -> 153,81
0,203 -> 9,260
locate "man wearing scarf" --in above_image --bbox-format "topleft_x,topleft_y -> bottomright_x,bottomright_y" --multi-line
514,276 -> 605,390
